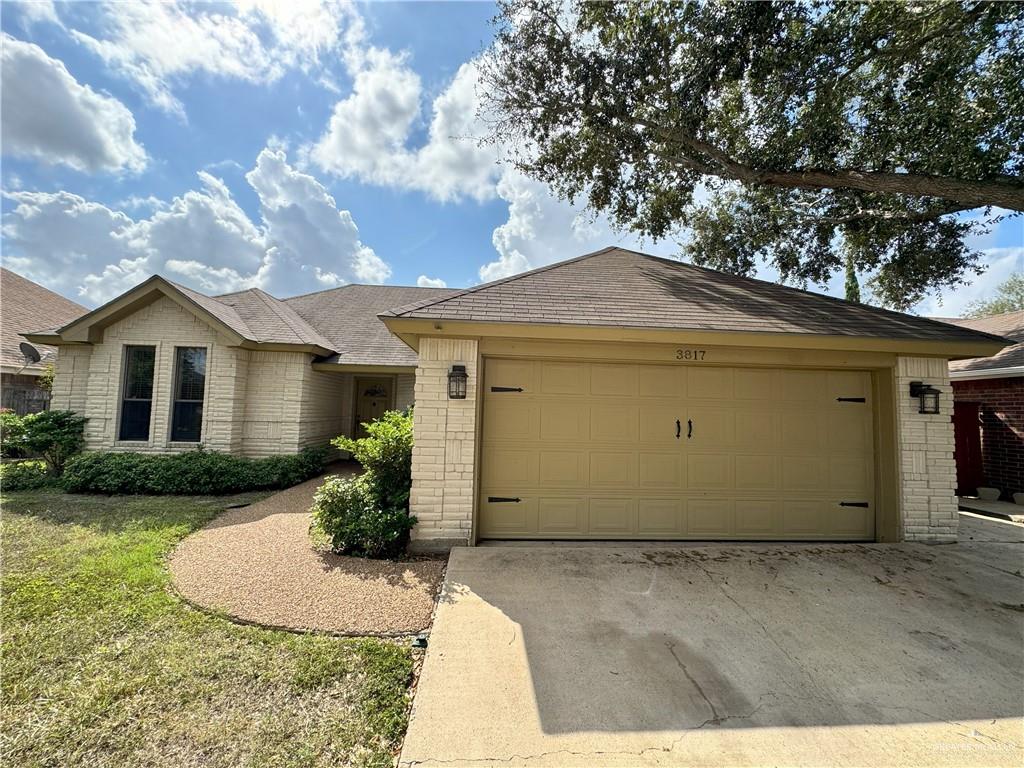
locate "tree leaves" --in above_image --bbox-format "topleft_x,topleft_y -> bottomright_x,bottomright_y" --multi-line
483,0 -> 1024,308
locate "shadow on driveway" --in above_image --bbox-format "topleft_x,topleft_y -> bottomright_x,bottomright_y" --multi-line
401,515 -> 1023,766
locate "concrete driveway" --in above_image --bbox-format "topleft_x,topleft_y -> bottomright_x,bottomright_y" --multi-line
400,514 -> 1024,767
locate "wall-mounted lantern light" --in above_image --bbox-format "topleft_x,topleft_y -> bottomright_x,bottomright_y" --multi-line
448,365 -> 468,399
909,381 -> 941,414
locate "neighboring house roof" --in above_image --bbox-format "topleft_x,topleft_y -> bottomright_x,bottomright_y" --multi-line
285,284 -> 456,366
934,311 -> 1024,378
0,268 -> 86,374
382,248 -> 1012,348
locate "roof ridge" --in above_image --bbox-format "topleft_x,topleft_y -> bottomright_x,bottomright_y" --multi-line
382,246 -> 621,318
280,282 -> 456,303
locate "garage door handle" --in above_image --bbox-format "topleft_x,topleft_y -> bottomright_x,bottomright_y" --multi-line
687,419 -> 693,439
836,397 -> 866,403
491,386 -> 523,392
488,496 -> 521,503
839,501 -> 869,508
676,419 -> 681,439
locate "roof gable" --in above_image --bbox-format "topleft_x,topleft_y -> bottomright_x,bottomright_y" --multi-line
382,247 -> 1012,348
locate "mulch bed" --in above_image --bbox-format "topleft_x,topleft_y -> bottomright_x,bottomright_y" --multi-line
169,474 -> 445,636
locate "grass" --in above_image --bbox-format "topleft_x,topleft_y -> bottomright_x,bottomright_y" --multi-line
1,489 -> 415,768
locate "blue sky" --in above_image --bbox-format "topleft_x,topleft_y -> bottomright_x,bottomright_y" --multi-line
1,0 -> 1020,314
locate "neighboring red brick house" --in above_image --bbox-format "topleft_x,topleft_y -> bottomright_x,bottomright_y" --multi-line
937,311 -> 1023,500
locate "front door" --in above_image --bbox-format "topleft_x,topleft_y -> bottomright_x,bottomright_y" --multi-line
354,377 -> 393,438
953,401 -> 983,496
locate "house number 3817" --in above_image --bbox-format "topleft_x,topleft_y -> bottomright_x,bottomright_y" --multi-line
675,348 -> 706,361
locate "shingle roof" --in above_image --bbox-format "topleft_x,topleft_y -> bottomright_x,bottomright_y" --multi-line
382,247 -> 1011,346
935,311 -> 1024,374
214,287 -> 334,349
285,284 -> 457,366
1,268 -> 86,370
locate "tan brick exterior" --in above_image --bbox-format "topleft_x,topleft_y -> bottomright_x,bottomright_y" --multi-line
50,295 -> 361,457
895,356 -> 958,542
408,337 -> 478,550
395,372 -> 415,411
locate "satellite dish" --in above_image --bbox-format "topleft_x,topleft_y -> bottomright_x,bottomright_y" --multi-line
19,342 -> 41,364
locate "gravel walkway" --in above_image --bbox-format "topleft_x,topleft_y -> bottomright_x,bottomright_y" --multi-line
169,467 -> 445,635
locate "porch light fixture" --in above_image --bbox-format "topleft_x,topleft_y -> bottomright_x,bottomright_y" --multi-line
448,365 -> 468,399
909,381 -> 941,414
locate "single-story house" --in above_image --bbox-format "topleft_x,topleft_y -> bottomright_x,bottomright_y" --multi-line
935,311 -> 1023,499
26,247 -> 1011,548
1,268 -> 87,415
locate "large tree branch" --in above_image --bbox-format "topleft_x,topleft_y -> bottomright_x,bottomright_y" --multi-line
638,119 -> 1024,211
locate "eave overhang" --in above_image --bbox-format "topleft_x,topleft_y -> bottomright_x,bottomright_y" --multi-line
379,316 -> 1011,360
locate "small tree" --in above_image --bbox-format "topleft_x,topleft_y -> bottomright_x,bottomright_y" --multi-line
37,364 -> 54,394
844,253 -> 861,304
18,410 -> 87,475
964,274 -> 1024,318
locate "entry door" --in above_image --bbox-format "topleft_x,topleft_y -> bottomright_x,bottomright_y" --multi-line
479,359 -> 876,540
354,377 -> 393,438
952,401 -> 983,496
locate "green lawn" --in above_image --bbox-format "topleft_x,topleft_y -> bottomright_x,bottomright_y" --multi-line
1,489 -> 414,768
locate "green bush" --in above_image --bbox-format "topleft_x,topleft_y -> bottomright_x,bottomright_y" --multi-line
12,410 -> 87,475
314,410 -> 416,558
0,460 -> 57,491
62,446 -> 329,495
333,410 -> 413,509
0,410 -> 26,459
311,474 -> 416,558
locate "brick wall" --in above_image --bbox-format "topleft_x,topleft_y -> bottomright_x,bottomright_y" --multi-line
51,296 -> 246,454
49,296 -> 349,457
408,337 -> 478,550
395,372 -> 415,411
952,376 -> 1024,498
895,356 -> 958,542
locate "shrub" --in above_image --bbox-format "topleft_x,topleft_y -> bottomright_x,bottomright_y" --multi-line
311,474 -> 416,558
0,410 -> 26,459
0,460 -> 57,491
315,410 -> 416,558
62,446 -> 328,495
333,410 -> 413,510
15,410 -> 87,475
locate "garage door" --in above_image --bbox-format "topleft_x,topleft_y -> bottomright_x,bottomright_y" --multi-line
479,359 -> 875,540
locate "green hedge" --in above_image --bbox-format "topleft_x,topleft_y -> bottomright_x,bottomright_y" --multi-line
62,446 -> 329,495
0,460 -> 58,491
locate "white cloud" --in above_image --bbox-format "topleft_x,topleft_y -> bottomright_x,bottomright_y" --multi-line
309,47 -> 422,183
1,34 -> 147,173
2,147 -> 388,305
311,52 -> 500,202
69,0 -> 355,117
14,0 -> 60,28
246,147 -> 390,292
480,169 -> 678,282
416,275 -> 447,288
913,246 -> 1024,317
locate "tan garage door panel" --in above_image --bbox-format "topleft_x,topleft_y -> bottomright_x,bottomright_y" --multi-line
479,359 -> 875,540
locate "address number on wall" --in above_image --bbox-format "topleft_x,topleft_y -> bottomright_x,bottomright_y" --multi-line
675,348 -> 707,361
